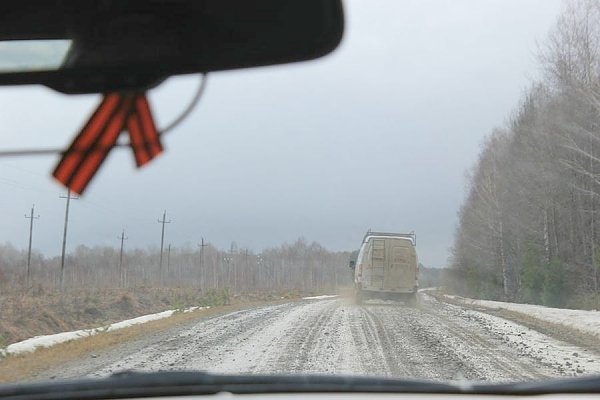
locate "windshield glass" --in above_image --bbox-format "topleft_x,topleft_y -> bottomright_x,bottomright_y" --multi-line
2,0 -> 600,389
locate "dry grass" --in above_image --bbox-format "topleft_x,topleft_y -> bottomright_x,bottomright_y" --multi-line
0,303 -> 256,383
0,296 -> 302,383
0,287 -> 230,347
0,287 -> 312,348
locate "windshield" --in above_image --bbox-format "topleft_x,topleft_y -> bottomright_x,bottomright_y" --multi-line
2,0 -> 600,390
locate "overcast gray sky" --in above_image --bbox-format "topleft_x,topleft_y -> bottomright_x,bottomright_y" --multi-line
0,0 -> 563,267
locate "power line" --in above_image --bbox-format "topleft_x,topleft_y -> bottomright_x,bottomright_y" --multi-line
59,189 -> 78,291
158,210 -> 171,284
24,204 -> 40,290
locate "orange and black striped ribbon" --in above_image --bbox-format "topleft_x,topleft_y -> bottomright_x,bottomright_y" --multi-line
53,92 -> 163,195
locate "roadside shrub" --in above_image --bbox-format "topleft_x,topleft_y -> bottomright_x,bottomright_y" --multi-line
565,291 -> 600,311
170,299 -> 185,312
201,288 -> 230,306
519,243 -> 543,304
542,257 -> 566,307
113,294 -> 135,312
282,289 -> 300,299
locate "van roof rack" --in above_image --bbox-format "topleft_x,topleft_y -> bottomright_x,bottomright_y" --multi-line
363,230 -> 416,246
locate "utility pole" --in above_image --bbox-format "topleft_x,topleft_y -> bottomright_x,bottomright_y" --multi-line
59,189 -> 78,291
223,255 -> 232,289
198,237 -> 207,269
118,229 -> 128,287
244,249 -> 249,292
257,254 -> 263,290
24,204 -> 40,290
167,243 -> 172,272
157,210 -> 171,284
198,237 -> 208,289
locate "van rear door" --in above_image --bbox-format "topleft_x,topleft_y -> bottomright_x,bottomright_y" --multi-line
385,242 -> 414,290
370,238 -> 386,289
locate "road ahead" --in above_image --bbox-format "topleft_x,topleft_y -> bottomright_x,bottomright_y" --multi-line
40,294 -> 600,383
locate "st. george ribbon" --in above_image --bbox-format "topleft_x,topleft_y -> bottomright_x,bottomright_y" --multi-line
53,92 -> 163,195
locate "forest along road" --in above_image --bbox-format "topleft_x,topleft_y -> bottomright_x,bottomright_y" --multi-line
37,294 -> 600,383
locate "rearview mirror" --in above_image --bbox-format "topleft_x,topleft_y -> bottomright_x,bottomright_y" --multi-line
0,0 -> 344,94
349,260 -> 356,269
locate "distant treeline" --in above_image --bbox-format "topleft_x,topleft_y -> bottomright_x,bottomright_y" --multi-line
450,0 -> 600,309
0,238 -> 352,295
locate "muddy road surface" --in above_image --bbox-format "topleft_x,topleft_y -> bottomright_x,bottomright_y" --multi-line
37,294 -> 600,383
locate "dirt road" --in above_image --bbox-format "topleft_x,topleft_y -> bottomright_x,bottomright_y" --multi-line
37,294 -> 600,383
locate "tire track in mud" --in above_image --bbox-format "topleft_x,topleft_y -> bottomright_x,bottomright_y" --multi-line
414,298 -> 548,381
348,306 -> 392,376
424,294 -> 600,378
209,300 -> 338,374
362,301 -> 541,381
280,301 -> 339,372
287,302 -> 344,373
86,303 -> 297,376
359,302 -> 488,380
359,307 -> 410,376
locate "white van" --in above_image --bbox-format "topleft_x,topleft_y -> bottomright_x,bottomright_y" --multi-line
350,231 -> 418,305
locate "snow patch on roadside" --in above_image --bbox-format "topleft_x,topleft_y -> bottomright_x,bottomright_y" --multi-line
0,306 -> 209,357
418,287 -> 440,292
443,294 -> 600,339
462,308 -> 600,376
421,293 -> 600,377
302,295 -> 339,300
